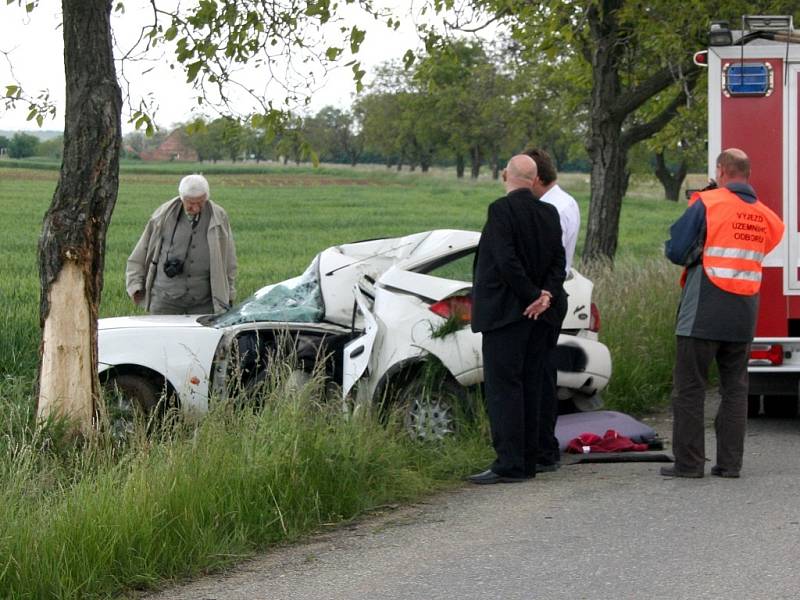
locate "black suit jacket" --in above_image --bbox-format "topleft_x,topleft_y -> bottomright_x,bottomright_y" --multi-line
471,187 -> 567,334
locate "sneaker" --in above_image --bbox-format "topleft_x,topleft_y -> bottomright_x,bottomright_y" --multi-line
710,465 -> 740,478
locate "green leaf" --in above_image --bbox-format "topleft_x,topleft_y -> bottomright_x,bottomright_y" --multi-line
5,85 -> 19,97
325,46 -> 342,61
186,61 -> 203,83
349,26 -> 365,54
164,25 -> 178,41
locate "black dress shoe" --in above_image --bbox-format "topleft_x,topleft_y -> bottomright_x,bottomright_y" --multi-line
467,469 -> 528,484
711,465 -> 740,478
535,462 -> 560,473
659,466 -> 704,478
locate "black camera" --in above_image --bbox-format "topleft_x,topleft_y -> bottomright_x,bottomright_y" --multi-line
163,258 -> 185,278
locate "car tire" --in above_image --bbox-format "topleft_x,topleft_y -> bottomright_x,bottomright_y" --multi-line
103,374 -> 162,438
762,394 -> 798,418
386,370 -> 468,440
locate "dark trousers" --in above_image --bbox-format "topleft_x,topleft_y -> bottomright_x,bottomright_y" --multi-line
536,351 -> 561,466
671,336 -> 750,473
483,318 -> 553,478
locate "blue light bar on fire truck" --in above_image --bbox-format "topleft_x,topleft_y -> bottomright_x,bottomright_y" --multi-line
722,63 -> 773,97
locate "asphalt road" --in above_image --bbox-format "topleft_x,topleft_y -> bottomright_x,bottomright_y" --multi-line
143,395 -> 800,600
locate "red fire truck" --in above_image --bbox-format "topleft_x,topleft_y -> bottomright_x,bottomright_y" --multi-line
698,16 -> 800,416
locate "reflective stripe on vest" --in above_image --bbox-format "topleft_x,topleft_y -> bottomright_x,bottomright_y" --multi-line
704,246 -> 765,262
697,187 -> 782,295
705,266 -> 762,282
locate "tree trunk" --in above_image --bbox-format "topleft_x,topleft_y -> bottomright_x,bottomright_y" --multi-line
37,0 -> 122,433
654,151 -> 688,202
470,146 -> 482,179
582,0 -> 625,262
584,124 -> 628,260
455,153 -> 465,178
580,0 -> 699,262
491,149 -> 500,180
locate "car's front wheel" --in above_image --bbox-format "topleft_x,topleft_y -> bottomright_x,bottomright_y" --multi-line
386,370 -> 470,440
102,374 -> 162,438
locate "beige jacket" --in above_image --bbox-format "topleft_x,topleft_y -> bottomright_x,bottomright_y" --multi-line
126,197 -> 237,313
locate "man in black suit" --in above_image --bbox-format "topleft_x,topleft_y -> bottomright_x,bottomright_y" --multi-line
468,154 -> 567,484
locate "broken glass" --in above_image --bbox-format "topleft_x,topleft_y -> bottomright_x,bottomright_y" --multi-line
209,256 -> 324,327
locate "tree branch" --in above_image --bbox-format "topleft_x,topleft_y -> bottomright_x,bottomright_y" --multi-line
620,69 -> 700,149
611,61 -> 700,121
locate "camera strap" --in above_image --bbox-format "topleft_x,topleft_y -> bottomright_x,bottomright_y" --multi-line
165,204 -> 201,266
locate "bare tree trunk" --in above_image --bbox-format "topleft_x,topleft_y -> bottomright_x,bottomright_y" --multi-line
37,0 -> 121,433
654,151 -> 688,202
455,153 -> 465,179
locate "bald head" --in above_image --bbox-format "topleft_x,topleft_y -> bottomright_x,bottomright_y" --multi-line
503,154 -> 538,193
716,148 -> 750,184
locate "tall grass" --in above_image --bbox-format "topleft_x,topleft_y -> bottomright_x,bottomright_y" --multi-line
583,257 -> 681,414
0,371 -> 491,599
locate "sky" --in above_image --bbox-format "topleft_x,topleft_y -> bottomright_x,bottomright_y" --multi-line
0,1 -> 438,134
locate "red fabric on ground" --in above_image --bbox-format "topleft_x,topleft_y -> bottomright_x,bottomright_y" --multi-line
565,429 -> 649,454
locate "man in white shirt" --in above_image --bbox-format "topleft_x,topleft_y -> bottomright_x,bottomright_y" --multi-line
526,147 -> 581,471
528,148 -> 580,273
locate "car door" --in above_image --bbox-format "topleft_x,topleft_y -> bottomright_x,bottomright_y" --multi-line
342,286 -> 379,399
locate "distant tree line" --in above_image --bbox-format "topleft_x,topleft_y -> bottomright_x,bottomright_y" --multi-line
0,132 -> 64,159
118,41 -> 596,179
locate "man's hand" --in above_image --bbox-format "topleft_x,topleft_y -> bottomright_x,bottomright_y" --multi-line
132,290 -> 144,306
523,290 -> 552,320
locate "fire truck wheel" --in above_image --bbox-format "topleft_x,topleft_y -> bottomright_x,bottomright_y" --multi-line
762,395 -> 798,419
747,395 -> 761,418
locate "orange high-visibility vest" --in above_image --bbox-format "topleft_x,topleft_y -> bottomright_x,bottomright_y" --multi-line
684,187 -> 784,295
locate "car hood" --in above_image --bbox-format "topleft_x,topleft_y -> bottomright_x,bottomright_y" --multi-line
99,314 -> 209,330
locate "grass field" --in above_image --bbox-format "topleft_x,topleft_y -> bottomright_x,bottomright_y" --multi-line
0,158 -> 692,598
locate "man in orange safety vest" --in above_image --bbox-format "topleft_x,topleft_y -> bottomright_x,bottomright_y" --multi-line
662,148 -> 784,479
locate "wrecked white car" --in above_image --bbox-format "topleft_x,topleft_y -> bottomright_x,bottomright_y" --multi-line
99,230 -> 612,436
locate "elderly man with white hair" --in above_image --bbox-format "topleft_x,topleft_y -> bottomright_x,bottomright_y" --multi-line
126,173 -> 237,315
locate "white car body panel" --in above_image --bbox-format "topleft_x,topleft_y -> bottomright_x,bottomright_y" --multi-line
342,287 -> 379,399
98,316 -> 225,412
379,266 -> 472,301
347,268 -> 611,404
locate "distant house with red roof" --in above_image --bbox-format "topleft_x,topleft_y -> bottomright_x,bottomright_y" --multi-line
139,129 -> 198,162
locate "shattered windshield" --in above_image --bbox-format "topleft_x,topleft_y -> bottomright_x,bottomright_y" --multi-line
208,256 -> 324,327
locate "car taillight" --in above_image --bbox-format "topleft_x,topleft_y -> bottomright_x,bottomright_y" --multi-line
429,295 -> 472,324
589,302 -> 601,333
749,344 -> 783,366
